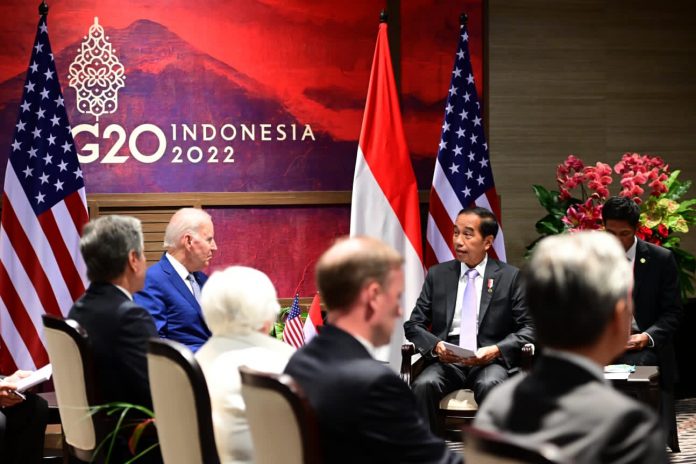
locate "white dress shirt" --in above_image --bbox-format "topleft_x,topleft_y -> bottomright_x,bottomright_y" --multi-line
448,254 -> 488,343
165,252 -> 198,297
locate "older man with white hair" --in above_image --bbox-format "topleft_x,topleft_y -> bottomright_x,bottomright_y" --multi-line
135,207 -> 218,351
474,231 -> 667,463
196,266 -> 294,464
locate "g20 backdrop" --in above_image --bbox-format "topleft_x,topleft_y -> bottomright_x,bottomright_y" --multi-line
0,0 -> 484,296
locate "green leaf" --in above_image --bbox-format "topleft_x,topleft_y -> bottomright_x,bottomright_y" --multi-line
676,198 -> 696,212
89,402 -> 155,463
273,322 -> 285,340
532,185 -> 558,211
124,443 -> 160,464
536,218 -> 563,235
662,236 -> 680,248
666,174 -> 691,200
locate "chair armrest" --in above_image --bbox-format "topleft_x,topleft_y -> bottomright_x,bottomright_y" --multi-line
400,343 -> 427,386
400,343 -> 415,385
520,343 -> 536,371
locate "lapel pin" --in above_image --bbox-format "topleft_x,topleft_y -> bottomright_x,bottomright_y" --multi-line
640,258 -> 646,264
487,278 -> 494,293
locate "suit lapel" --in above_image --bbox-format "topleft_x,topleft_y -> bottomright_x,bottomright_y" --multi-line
445,260 -> 461,332
633,240 -> 649,302
478,258 -> 501,325
160,255 -> 201,311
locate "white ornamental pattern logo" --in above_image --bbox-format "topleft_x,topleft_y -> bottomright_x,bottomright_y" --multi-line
69,17 -> 125,121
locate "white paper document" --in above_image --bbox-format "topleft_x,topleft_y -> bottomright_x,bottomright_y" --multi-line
442,341 -> 476,359
15,364 -> 52,392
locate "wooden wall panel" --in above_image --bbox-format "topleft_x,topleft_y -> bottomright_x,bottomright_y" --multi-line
86,192 -> 355,267
488,0 -> 696,267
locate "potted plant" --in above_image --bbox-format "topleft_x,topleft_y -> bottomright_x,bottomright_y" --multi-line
529,152 -> 696,299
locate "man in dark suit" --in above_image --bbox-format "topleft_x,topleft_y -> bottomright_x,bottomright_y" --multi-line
404,207 -> 534,432
0,371 -> 48,464
284,237 -> 462,464
135,208 -> 217,352
602,195 -> 682,449
475,231 -> 667,463
69,215 -> 161,462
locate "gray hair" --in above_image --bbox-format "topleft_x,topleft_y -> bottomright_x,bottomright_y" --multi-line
80,215 -> 144,283
525,231 -> 632,349
200,266 -> 280,335
163,208 -> 213,249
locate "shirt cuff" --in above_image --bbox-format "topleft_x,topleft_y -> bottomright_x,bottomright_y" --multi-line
643,332 -> 655,348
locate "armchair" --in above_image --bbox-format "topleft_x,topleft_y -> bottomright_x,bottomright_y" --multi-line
400,342 -> 535,439
239,366 -> 322,464
463,425 -> 565,464
42,315 -> 109,463
147,338 -> 220,464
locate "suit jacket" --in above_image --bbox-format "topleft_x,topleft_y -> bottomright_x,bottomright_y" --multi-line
284,325 -> 462,464
404,258 -> 534,368
474,355 -> 667,464
196,332 -> 295,464
134,254 -> 211,352
633,239 -> 682,384
68,282 -> 158,409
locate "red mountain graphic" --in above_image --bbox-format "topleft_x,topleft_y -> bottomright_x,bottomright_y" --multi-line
1,19 -> 356,193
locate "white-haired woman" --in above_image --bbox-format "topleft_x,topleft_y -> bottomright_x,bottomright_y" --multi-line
196,266 -> 295,464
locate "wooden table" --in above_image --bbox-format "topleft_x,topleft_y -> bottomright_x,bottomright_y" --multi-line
606,365 -> 660,410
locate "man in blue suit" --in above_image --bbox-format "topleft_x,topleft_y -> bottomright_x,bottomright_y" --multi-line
135,208 -> 218,352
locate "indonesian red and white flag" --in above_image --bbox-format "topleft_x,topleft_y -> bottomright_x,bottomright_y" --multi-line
0,14 -> 88,372
303,292 -> 323,343
350,21 -> 425,369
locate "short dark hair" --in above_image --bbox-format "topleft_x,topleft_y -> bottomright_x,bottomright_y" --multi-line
457,207 -> 499,238
80,215 -> 144,283
602,196 -> 640,227
524,232 -> 632,349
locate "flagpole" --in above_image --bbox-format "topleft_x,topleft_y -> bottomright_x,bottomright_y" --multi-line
39,1 -> 49,15
380,9 -> 387,23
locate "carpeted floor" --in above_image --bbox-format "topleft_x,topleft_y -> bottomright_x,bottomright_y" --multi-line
448,398 -> 696,462
671,398 -> 696,463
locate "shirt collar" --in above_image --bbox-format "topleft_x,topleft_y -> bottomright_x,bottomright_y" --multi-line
353,334 -> 377,359
166,252 -> 190,280
543,347 -> 606,383
460,254 -> 488,279
112,283 -> 133,301
626,236 -> 638,262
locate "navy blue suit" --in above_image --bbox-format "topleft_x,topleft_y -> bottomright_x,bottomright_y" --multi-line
134,254 -> 211,352
69,282 -> 158,408
285,325 -> 462,464
69,282 -> 163,463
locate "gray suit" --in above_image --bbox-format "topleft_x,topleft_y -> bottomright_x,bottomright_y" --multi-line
475,355 -> 668,464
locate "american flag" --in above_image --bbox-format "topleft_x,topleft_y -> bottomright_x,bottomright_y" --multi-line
283,294 -> 305,349
0,14 -> 88,373
425,20 -> 506,269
